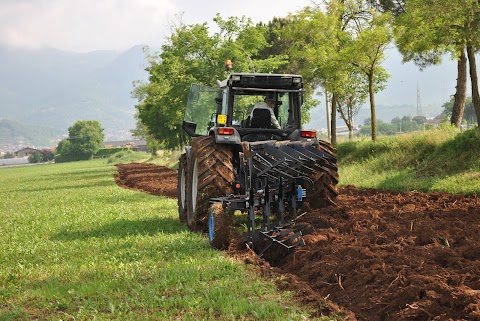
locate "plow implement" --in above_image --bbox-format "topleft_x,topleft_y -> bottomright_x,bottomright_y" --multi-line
208,140 -> 337,255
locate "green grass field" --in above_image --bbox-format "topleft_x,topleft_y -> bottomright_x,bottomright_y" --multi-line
337,127 -> 480,194
0,160 -> 328,320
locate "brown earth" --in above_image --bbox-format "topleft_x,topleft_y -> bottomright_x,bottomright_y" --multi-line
115,163 -> 480,321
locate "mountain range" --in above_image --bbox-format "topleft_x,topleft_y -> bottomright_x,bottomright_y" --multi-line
0,44 -> 149,148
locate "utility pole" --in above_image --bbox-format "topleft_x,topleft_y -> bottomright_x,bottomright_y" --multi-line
417,84 -> 424,116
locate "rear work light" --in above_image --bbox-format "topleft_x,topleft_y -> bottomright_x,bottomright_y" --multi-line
218,127 -> 235,135
300,130 -> 317,138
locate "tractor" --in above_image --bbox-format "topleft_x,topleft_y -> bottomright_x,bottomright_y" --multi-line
178,68 -> 338,255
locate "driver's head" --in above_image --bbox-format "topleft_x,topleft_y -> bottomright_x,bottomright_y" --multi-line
265,92 -> 275,107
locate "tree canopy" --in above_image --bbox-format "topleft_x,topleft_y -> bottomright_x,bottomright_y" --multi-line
56,120 -> 105,162
280,0 -> 391,143
394,0 -> 480,128
134,15 -> 287,149
133,1 -> 478,149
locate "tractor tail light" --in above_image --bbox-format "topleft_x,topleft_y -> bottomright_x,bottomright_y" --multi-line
300,130 -> 316,138
218,127 -> 234,135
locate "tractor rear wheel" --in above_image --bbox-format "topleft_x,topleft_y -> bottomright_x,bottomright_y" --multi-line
308,140 -> 339,208
186,136 -> 234,230
177,153 -> 187,222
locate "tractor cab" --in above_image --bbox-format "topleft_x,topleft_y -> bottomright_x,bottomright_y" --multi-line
182,73 -> 314,144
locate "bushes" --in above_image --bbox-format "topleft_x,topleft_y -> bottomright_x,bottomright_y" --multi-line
28,149 -> 55,163
95,147 -> 129,158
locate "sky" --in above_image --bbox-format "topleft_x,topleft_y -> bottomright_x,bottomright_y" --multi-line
0,0 -> 463,111
0,0 -> 311,52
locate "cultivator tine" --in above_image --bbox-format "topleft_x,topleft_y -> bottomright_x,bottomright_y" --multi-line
256,222 -> 315,257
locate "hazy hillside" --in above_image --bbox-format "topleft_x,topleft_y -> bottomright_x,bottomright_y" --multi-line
0,45 -> 148,146
0,118 -> 63,147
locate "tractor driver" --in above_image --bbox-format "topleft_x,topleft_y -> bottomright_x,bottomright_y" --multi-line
249,93 -> 281,129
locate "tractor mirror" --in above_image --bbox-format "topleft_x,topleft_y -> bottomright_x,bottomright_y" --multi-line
182,120 -> 198,137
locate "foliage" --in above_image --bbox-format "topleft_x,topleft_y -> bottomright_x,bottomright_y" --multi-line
55,120 -> 105,162
359,117 -> 427,136
393,0 -> 480,127
281,0 -> 391,143
0,160 -> 322,320
95,147 -> 129,158
28,149 -> 54,163
106,150 -> 149,164
338,126 -> 480,193
336,67 -> 369,137
130,110 -> 162,156
135,15 -> 287,150
441,96 -> 477,124
28,151 -> 44,163
3,151 -> 15,159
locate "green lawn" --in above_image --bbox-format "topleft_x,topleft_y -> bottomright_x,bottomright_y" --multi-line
337,127 -> 480,194
0,160 -> 324,320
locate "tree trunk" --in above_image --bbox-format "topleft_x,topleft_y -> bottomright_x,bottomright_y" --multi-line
451,49 -> 467,128
331,93 -> 338,146
368,72 -> 377,141
467,42 -> 480,128
325,86 -> 331,141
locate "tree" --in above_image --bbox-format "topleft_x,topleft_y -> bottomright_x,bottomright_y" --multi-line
441,96 -> 477,124
394,0 -> 480,129
3,151 -> 15,159
412,115 -> 426,125
345,8 -> 392,141
135,15 -> 287,150
281,0 -> 391,143
29,149 -> 54,163
40,149 -> 54,162
368,0 -> 405,15
28,151 -> 44,163
56,120 -> 104,161
336,68 -> 369,139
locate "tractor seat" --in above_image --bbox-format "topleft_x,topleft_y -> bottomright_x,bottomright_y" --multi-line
250,108 -> 275,129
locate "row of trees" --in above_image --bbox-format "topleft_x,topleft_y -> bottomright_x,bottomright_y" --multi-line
134,0 -> 480,148
359,115 -> 434,136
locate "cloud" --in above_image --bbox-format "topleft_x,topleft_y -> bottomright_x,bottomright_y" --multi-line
0,0 -> 310,52
0,0 -> 177,52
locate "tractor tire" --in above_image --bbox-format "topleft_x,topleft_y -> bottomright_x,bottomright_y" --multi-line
208,202 -> 233,250
177,153 -> 188,222
186,136 -> 234,230
307,139 -> 339,208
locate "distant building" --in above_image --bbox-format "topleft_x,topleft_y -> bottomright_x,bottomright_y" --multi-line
425,118 -> 443,127
15,147 -> 41,158
336,125 -> 361,136
103,140 -> 148,153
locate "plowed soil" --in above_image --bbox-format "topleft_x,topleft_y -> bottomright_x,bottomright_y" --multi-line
115,163 -> 480,321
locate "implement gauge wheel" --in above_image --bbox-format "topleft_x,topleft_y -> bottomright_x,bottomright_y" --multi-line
186,136 -> 234,230
208,203 -> 233,250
